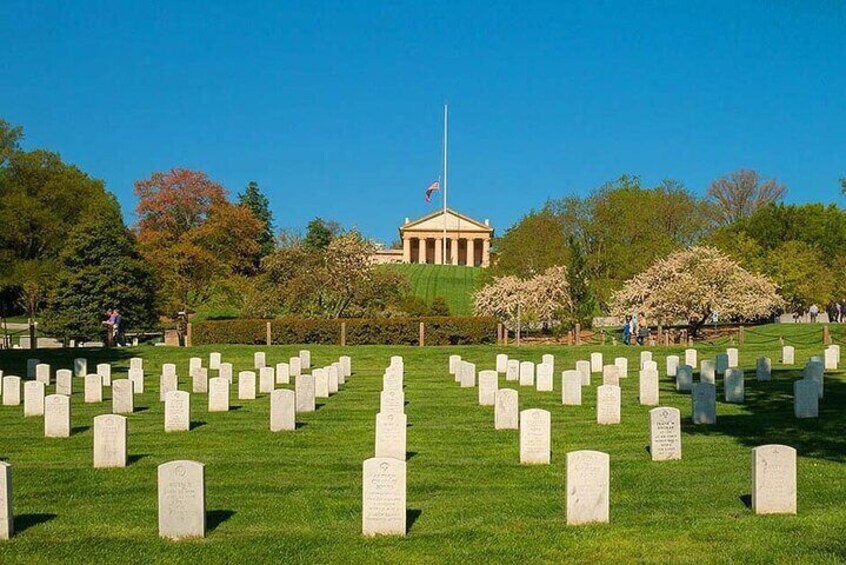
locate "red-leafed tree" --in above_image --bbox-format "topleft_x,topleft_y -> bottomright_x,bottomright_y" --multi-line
135,168 -> 262,314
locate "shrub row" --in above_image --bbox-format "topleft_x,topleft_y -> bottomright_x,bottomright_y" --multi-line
191,317 -> 497,346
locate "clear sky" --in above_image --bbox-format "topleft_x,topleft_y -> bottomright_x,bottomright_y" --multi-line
3,1 -> 845,243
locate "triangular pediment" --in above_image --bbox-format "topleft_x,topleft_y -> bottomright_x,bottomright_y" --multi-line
400,208 -> 493,234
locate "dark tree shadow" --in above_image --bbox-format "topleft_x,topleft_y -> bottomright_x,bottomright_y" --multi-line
295,421 -> 309,430
739,494 -> 752,509
190,421 -> 207,430
684,369 -> 846,463
15,513 -> 56,534
71,426 -> 90,435
127,453 -> 149,465
207,509 -> 236,533
406,509 -> 422,533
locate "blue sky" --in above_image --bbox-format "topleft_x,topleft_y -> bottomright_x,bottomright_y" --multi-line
3,1 -> 845,242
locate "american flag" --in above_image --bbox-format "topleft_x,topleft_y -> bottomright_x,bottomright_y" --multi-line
425,180 -> 440,202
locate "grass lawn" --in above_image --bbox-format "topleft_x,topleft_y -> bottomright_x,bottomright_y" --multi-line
382,264 -> 480,315
0,341 -> 844,563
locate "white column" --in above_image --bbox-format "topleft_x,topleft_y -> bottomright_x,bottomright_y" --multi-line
402,237 -> 411,263
467,238 -> 476,267
434,238 -> 443,265
482,238 -> 490,267
451,238 -> 460,265
418,238 -> 427,264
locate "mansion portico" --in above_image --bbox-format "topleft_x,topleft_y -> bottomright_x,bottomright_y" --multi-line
398,209 -> 493,267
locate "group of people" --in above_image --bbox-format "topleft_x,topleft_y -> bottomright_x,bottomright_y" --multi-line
621,312 -> 650,345
101,307 -> 125,347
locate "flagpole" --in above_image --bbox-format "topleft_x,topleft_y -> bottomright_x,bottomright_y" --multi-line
442,102 -> 448,265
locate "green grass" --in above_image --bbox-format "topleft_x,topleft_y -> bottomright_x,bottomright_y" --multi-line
382,263 -> 480,315
0,341 -> 844,563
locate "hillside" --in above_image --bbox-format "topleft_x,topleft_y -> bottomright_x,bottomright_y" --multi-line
381,264 -> 481,316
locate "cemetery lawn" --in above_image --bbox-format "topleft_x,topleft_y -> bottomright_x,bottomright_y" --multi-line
0,343 -> 845,563
382,264 -> 479,315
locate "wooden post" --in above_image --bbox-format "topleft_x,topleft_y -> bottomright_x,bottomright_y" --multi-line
779,336 -> 784,346
575,323 -> 581,346
185,323 -> 192,348
823,325 -> 831,345
497,322 -> 503,345
340,321 -> 346,347
566,330 -> 572,346
601,330 -> 606,345
503,326 -> 508,346
265,321 -> 271,346
739,326 -> 745,345
419,322 -> 425,347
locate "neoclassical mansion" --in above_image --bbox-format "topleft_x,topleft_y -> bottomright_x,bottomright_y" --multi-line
372,209 -> 494,267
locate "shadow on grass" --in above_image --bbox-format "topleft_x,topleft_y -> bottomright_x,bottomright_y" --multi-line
207,509 -> 236,533
15,513 -> 56,534
127,453 -> 149,465
406,509 -> 422,533
134,406 -> 150,413
229,405 -> 243,411
295,422 -> 309,430
314,403 -> 326,411
684,371 -> 846,462
71,426 -> 90,435
406,451 -> 418,460
190,421 -> 207,431
739,494 -> 752,509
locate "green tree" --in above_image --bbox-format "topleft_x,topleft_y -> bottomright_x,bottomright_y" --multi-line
486,208 -> 569,281
764,240 -> 834,311
43,198 -> 158,342
303,217 -> 338,250
238,181 -> 276,259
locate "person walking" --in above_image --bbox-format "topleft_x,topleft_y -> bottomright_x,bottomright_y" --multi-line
636,311 -> 649,346
622,315 -> 633,345
809,303 -> 820,323
113,308 -> 125,347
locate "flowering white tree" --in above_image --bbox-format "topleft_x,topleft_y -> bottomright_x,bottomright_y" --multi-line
610,246 -> 783,333
473,265 -> 572,326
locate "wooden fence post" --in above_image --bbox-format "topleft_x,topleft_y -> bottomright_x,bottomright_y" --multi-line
419,322 -> 425,347
601,330 -> 606,345
185,323 -> 192,348
497,323 -> 503,345
823,325 -> 831,345
340,321 -> 346,347
265,321 -> 271,346
739,326 -> 745,345
575,323 -> 581,346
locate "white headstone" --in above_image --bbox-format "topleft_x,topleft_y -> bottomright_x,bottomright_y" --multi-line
715,353 -> 729,376
576,361 -> 591,386
35,363 -> 50,385
375,412 -> 407,461
536,363 -> 553,392
340,356 -> 352,378
666,355 -> 680,377
191,368 -> 209,394
519,409 -> 551,464
505,360 -> 519,382
824,347 -> 838,371
803,360 -> 824,399
189,357 -> 202,377
84,374 -> 102,403
638,369 -> 659,406
639,351 -> 653,369
449,354 -> 461,376
23,380 -> 45,417
383,371 -> 402,393
724,368 -> 745,403
676,364 -> 693,392
164,390 -> 190,432
700,360 -> 716,385
112,379 -> 134,414
275,363 -> 290,385
128,368 -> 144,394
726,347 -> 739,368
684,349 -> 697,369
254,352 -> 266,369
561,370 -> 582,406
158,460 -> 205,539
614,357 -> 628,378
752,445 -> 797,515
209,352 -> 221,370
295,374 -> 315,412
130,357 -> 143,372
73,358 -> 87,378
208,377 -> 230,412
44,394 -> 71,438
518,361 -> 535,386
781,346 -> 795,365
0,462 -> 11,540
159,372 -> 177,402
590,352 -> 603,373
566,450 -> 610,525
495,354 -> 508,373
494,389 -> 518,430
162,363 -> 177,378
794,379 -> 818,418
299,350 -> 311,370
362,457 -> 406,537
596,384 -> 621,424
649,407 -> 681,461
2,376 -> 20,406
756,357 -> 771,382
478,370 -> 498,405
602,365 -> 620,387
542,353 -> 554,368
259,367 -> 275,394
93,414 -> 127,468
314,369 -> 329,398
289,357 -> 302,377
459,362 -> 476,388
219,363 -> 233,382
380,389 -> 404,414
56,369 -> 73,396
270,389 -> 296,431
692,382 -> 717,424
238,371 -> 257,400
327,365 -> 339,394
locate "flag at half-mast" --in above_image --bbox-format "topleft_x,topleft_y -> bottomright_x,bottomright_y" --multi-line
424,180 -> 440,203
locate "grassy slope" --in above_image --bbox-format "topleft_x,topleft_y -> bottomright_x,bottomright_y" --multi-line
0,340 -> 844,563
381,264 -> 480,316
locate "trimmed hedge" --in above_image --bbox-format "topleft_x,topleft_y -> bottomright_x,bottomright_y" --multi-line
191,317 -> 497,346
